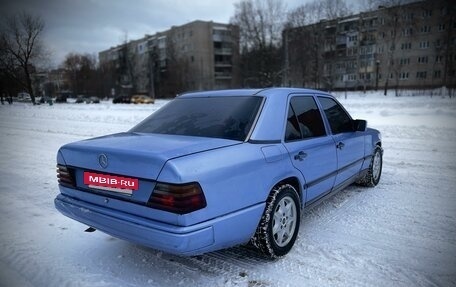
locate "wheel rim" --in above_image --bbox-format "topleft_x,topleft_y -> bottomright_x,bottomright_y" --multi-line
372,151 -> 381,181
272,196 -> 297,247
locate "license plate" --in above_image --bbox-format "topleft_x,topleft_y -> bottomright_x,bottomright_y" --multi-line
83,171 -> 139,195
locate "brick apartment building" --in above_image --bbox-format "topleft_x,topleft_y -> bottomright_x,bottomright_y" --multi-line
283,0 -> 455,91
99,20 -> 240,98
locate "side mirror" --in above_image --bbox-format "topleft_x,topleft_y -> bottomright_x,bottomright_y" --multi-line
354,119 -> 367,132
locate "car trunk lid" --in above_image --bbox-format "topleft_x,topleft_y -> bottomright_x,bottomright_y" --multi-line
58,132 -> 239,205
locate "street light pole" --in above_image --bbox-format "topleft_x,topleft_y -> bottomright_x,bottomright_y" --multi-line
375,60 -> 380,91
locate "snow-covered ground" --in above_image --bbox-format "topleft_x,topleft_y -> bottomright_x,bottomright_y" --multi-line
0,91 -> 455,287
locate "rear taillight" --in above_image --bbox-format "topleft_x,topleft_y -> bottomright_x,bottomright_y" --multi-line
147,182 -> 207,214
57,164 -> 75,187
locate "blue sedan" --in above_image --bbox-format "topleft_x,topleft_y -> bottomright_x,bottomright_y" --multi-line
55,88 -> 382,258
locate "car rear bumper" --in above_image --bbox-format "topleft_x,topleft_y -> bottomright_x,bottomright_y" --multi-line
54,194 -> 264,256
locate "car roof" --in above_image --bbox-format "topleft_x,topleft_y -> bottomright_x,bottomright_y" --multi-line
178,87 -> 332,98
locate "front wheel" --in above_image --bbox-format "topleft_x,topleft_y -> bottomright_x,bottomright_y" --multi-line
357,146 -> 383,187
251,184 -> 300,259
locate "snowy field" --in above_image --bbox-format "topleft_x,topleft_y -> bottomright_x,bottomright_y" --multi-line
0,91 -> 455,287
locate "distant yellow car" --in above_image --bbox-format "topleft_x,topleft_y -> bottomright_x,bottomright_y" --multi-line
131,95 -> 154,104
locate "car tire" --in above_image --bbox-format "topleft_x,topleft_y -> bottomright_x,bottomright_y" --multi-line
251,184 -> 300,259
357,146 -> 382,187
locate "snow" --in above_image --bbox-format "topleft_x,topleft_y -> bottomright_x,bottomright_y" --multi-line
1,92 -> 455,287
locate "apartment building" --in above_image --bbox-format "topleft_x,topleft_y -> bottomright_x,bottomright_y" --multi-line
99,20 -> 240,98
284,0 -> 455,91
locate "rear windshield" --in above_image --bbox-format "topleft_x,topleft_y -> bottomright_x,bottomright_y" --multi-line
130,96 -> 263,141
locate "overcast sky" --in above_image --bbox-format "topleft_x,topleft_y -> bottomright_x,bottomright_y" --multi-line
1,0 -> 319,68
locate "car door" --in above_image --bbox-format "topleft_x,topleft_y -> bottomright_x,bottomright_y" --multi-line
317,96 -> 365,189
283,95 -> 337,204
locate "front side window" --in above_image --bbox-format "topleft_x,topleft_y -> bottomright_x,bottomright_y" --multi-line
318,97 -> 354,134
131,96 -> 263,141
285,96 -> 326,141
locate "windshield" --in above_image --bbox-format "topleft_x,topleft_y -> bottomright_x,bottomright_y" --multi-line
130,96 -> 263,141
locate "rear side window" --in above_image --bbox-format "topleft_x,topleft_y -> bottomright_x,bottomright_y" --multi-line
318,97 -> 354,134
130,96 -> 263,141
285,96 -> 326,141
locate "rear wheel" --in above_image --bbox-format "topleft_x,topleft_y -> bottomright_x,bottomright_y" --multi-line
357,146 -> 382,187
251,184 -> 300,259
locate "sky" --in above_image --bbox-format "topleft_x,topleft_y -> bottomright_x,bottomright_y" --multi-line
0,0 -> 313,68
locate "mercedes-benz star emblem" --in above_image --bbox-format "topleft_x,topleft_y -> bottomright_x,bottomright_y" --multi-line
98,154 -> 108,168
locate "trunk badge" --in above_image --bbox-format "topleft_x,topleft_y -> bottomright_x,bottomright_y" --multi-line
98,154 -> 108,168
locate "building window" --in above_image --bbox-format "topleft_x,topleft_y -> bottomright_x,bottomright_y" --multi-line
438,24 -> 445,31
402,28 -> 413,36
418,56 -> 428,63
416,71 -> 427,79
359,73 -> 372,80
419,41 -> 430,49
434,70 -> 441,78
403,13 -> 414,20
399,72 -> 409,80
420,26 -> 431,33
422,10 -> 432,18
435,55 -> 443,63
400,58 -> 410,65
401,42 -> 412,50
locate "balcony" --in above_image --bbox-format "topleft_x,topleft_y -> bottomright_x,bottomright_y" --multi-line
214,72 -> 232,79
213,34 -> 232,42
214,48 -> 232,55
214,61 -> 232,67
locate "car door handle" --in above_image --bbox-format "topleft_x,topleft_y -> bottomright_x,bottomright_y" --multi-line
294,151 -> 307,161
336,142 -> 345,149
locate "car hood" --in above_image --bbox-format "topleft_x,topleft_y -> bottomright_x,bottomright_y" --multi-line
58,132 -> 240,180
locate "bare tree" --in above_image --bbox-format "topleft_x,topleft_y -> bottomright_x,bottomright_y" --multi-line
117,32 -> 139,94
321,0 -> 351,20
232,0 -> 286,49
62,53 -> 97,96
98,61 -> 116,98
159,34 -> 195,97
287,0 -> 350,27
440,0 -> 455,96
375,0 -> 422,96
0,12 -> 46,103
285,0 -> 350,89
231,0 -> 286,87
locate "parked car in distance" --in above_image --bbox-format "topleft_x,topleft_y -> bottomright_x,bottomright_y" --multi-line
74,95 -> 100,104
54,96 -> 66,103
55,88 -> 382,259
131,95 -> 154,104
75,95 -> 85,104
85,96 -> 100,104
16,92 -> 31,102
112,95 -> 131,104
